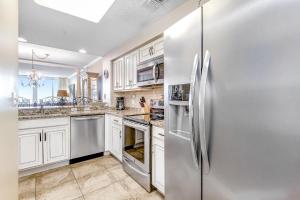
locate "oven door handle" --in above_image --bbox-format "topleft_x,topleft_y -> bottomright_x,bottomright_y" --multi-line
123,157 -> 149,176
123,120 -> 150,131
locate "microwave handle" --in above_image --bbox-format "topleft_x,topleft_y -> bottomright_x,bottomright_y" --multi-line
152,63 -> 159,83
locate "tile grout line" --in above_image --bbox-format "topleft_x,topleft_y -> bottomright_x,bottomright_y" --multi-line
70,167 -> 86,200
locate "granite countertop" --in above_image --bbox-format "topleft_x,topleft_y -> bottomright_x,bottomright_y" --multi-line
150,120 -> 165,129
18,107 -> 145,121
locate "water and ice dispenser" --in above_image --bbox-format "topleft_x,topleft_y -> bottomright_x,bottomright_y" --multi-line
168,84 -> 192,140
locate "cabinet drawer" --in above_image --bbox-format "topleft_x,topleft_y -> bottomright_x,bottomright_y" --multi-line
152,126 -> 164,140
111,116 -> 123,125
19,117 -> 70,130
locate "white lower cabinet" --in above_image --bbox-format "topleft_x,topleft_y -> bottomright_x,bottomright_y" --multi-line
112,124 -> 122,161
18,118 -> 70,170
19,129 -> 43,170
105,114 -> 112,152
43,126 -> 69,165
105,114 -> 123,161
152,126 -> 165,194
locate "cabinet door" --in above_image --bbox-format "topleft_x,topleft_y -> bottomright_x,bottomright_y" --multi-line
19,129 -> 43,170
139,42 -> 154,63
153,37 -> 164,58
113,58 -> 124,90
112,124 -> 122,161
131,50 -> 139,88
124,55 -> 131,90
152,144 -> 165,194
105,114 -> 112,152
124,50 -> 139,89
43,126 -> 70,164
113,60 -> 119,90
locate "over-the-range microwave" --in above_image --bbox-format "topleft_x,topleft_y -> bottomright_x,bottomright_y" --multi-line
137,56 -> 164,87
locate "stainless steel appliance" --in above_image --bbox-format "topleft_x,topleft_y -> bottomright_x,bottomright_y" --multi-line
137,57 -> 164,87
123,114 -> 151,192
70,115 -> 105,162
116,97 -> 125,110
165,1 -> 300,199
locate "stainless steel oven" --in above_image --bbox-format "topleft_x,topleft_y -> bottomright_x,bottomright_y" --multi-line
123,116 -> 151,192
137,57 -> 164,87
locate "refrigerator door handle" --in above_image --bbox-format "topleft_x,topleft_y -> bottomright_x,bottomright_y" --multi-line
189,53 -> 201,169
199,50 -> 211,174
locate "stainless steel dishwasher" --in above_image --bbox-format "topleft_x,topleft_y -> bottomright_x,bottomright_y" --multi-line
70,115 -> 105,162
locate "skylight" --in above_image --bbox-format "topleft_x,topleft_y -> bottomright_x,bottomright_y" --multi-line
34,0 -> 116,23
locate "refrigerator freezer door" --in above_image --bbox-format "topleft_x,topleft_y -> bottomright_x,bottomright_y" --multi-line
164,8 -> 202,200
202,0 -> 300,199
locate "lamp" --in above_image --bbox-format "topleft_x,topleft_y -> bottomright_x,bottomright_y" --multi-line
57,90 -> 69,106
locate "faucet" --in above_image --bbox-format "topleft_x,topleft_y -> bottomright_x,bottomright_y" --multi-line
40,104 -> 44,115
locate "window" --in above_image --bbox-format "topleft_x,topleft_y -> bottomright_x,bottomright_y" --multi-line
18,75 -> 34,105
18,76 -> 60,107
37,78 -> 59,102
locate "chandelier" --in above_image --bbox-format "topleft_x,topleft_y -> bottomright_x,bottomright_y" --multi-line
22,50 -> 49,88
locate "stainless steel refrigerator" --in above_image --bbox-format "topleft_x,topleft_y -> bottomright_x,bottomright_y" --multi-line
164,0 -> 300,199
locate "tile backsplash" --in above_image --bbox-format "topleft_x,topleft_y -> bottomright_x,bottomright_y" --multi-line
111,87 -> 164,108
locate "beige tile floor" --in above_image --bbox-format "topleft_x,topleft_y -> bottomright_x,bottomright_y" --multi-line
19,155 -> 164,200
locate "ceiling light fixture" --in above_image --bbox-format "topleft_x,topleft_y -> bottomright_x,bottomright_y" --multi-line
34,0 -> 116,23
21,50 -> 49,88
18,37 -> 27,42
79,49 -> 87,54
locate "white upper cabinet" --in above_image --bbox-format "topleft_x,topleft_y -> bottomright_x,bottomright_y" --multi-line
19,128 -> 43,170
112,36 -> 163,91
113,58 -> 124,91
139,37 -> 164,63
152,37 -> 164,58
43,125 -> 70,165
139,42 -> 156,64
124,50 -> 139,90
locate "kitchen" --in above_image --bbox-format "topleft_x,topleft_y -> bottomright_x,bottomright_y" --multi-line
1,0 -> 300,200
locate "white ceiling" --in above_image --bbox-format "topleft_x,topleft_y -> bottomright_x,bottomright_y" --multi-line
19,62 -> 75,78
19,42 -> 99,77
19,0 -> 189,56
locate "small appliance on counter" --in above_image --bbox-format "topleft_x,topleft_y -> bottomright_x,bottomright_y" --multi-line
116,97 -> 125,110
150,99 -> 164,120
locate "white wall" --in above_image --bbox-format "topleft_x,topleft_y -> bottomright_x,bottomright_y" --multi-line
0,0 -> 18,199
87,0 -> 198,105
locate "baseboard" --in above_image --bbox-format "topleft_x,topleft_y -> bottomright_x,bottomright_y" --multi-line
19,160 -> 69,178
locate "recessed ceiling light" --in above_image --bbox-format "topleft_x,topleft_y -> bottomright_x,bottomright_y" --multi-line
79,49 -> 87,54
34,0 -> 116,23
18,37 -> 27,42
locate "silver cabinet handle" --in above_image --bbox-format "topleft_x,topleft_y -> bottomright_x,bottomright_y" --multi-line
158,133 -> 164,137
39,132 -> 42,142
189,53 -> 201,169
199,50 -> 211,174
